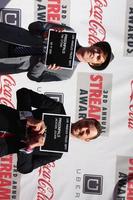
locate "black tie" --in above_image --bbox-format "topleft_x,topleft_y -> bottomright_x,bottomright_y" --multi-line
14,45 -> 43,56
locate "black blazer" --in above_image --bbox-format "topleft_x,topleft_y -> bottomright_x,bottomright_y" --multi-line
0,88 -> 66,174
0,22 -> 43,47
0,21 -> 74,49
0,22 -> 78,82
0,104 -> 27,156
16,88 -> 66,174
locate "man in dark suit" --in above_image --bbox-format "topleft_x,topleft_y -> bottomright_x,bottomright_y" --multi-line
0,21 -> 113,82
0,88 -> 102,174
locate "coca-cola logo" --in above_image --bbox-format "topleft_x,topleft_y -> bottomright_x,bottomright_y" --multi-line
0,75 -> 16,108
88,0 -> 108,45
128,80 -> 133,129
37,162 -> 55,200
0,75 -> 16,198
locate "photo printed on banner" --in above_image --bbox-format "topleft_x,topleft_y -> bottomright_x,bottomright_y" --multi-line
75,73 -> 112,136
115,156 -> 133,200
124,0 -> 133,56
34,0 -> 70,25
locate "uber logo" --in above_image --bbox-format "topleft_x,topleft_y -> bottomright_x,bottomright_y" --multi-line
44,92 -> 64,103
0,8 -> 21,26
83,174 -> 103,195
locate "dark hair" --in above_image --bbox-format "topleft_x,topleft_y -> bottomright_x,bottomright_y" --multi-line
89,41 -> 114,70
71,118 -> 102,140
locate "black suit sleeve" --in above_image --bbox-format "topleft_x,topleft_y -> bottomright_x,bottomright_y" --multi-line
28,21 -> 74,37
16,87 -> 66,114
17,151 -> 62,174
16,88 -> 66,173
27,55 -> 62,82
27,66 -> 61,82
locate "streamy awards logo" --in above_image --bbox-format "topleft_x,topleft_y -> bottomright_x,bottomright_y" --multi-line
115,156 -> 133,199
75,73 -> 112,136
34,0 -> 70,25
124,0 -> 133,56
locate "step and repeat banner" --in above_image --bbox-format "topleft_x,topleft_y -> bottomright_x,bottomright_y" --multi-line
0,0 -> 133,200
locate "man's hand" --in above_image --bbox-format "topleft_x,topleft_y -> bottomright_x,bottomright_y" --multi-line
26,117 -> 47,135
47,64 -> 62,70
27,134 -> 45,149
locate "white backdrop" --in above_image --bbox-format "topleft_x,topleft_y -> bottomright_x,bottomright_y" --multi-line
0,0 -> 133,200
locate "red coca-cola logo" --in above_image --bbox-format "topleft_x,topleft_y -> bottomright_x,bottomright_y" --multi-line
0,75 -> 16,108
0,75 -> 16,198
88,0 -> 108,45
37,162 -> 55,200
128,80 -> 133,129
